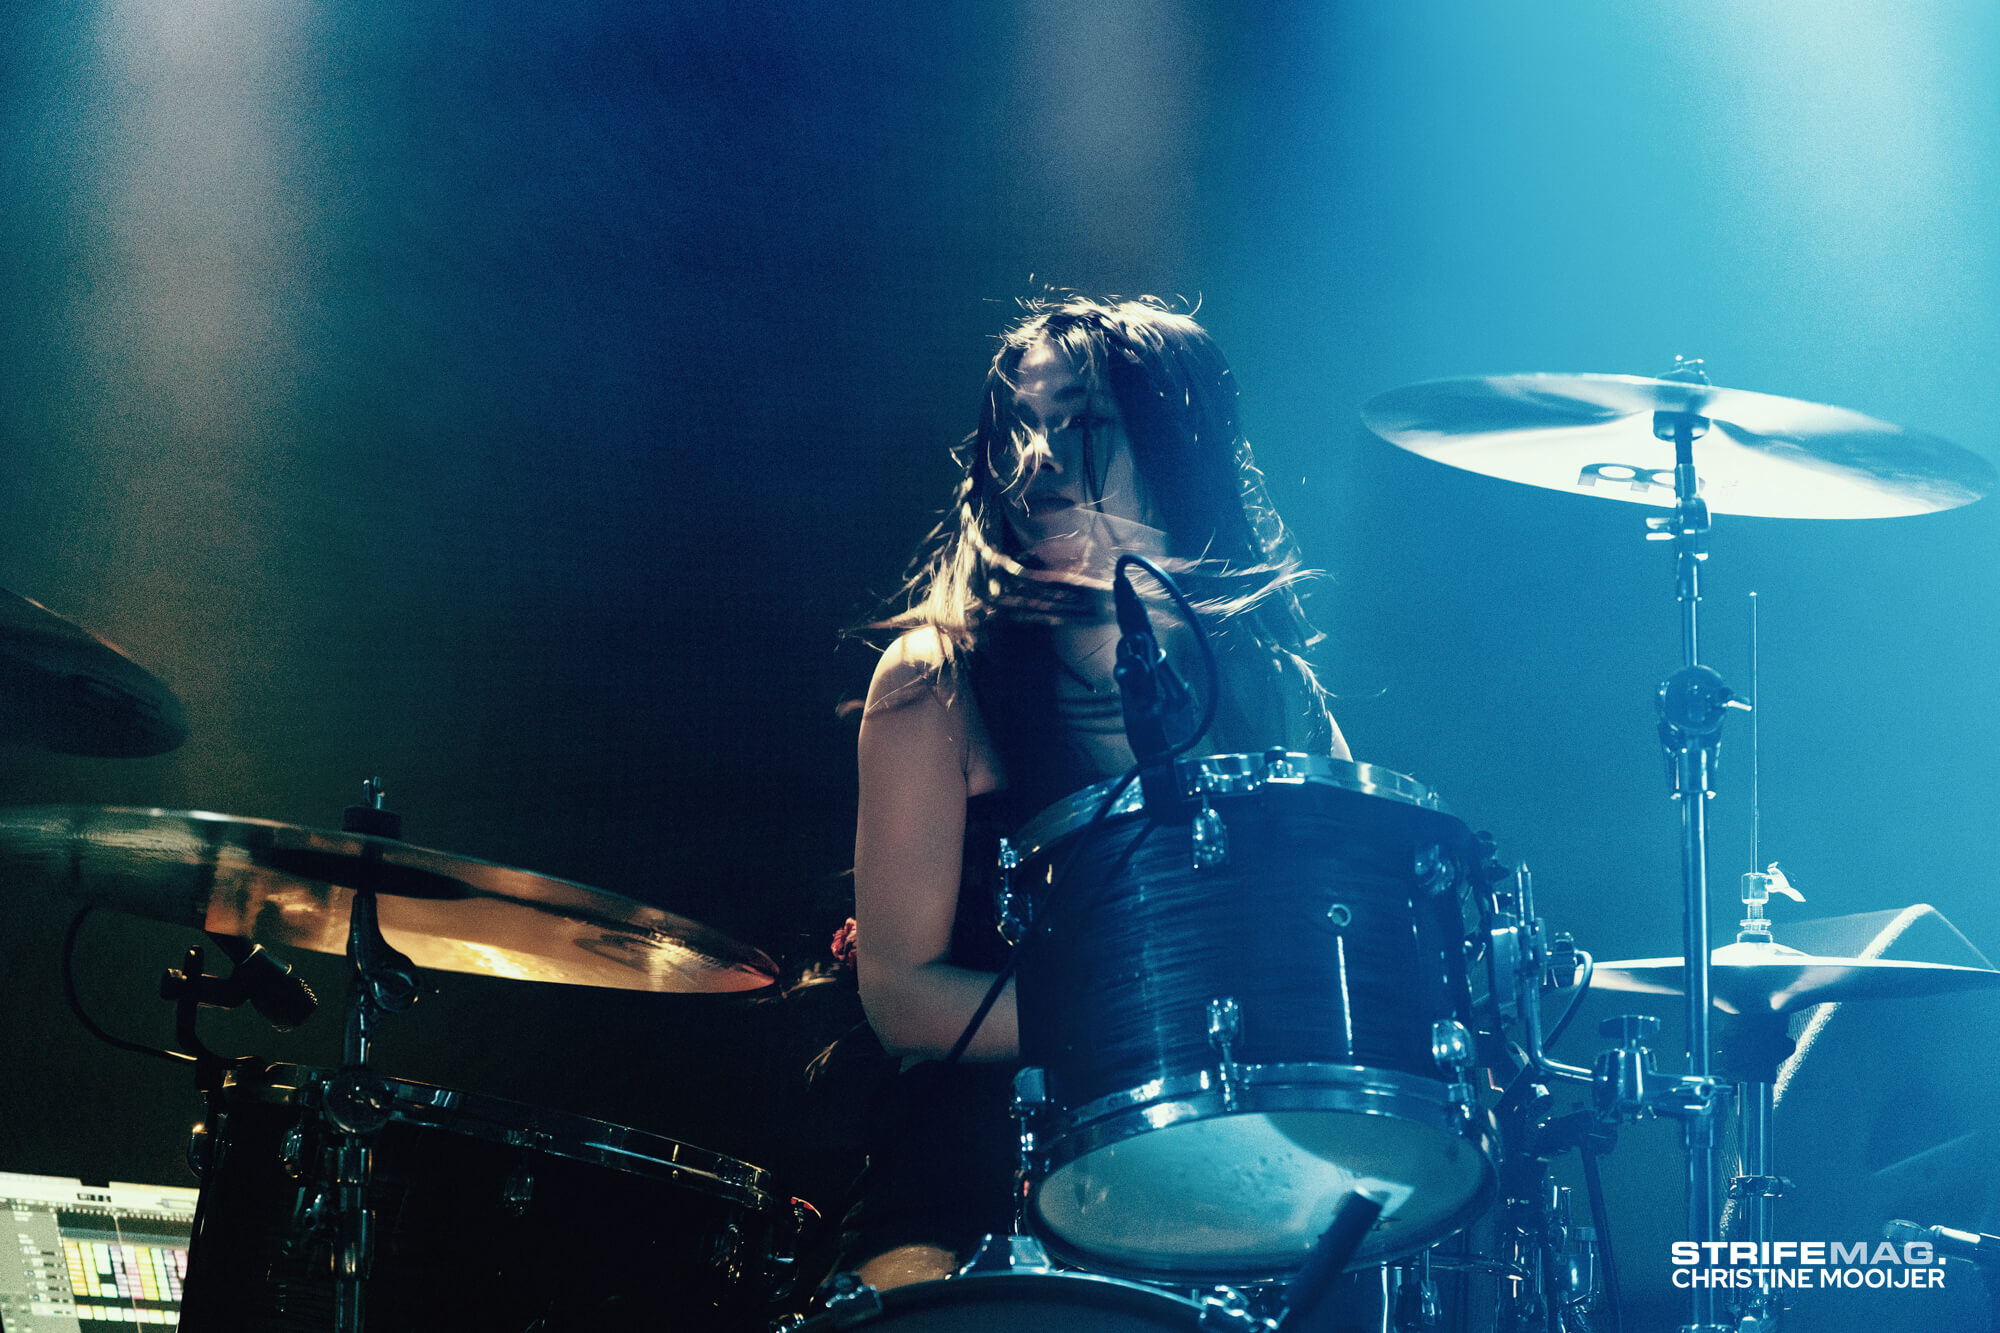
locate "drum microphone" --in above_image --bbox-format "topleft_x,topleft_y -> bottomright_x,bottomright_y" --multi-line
205,933 -> 320,1030
1884,1218 -> 2000,1266
1113,558 -> 1200,817
1112,559 -> 1196,768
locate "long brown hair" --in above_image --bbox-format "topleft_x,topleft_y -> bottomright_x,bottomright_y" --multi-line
897,296 -> 1318,624
866,295 -> 1334,754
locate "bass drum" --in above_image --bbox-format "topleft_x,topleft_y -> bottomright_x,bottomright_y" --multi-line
800,1271 -> 1219,1331
1012,752 -> 1496,1283
179,1064 -> 803,1332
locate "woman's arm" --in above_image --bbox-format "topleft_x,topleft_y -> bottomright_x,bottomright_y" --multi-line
853,630 -> 1018,1062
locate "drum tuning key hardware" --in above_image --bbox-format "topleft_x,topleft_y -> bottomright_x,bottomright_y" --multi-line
994,837 -> 1027,945
1008,1067 -> 1049,1234
1195,1286 -> 1272,1332
1207,996 -> 1244,1113
1432,1019 -> 1478,1114
1191,795 -> 1229,869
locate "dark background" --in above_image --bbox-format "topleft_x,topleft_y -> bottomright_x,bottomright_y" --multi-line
4,1 -> 1998,1323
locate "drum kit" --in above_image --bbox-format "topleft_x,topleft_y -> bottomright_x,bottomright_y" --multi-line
4,363 -> 1999,1332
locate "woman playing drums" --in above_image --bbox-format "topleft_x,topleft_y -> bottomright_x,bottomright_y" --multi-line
843,295 -> 1348,1289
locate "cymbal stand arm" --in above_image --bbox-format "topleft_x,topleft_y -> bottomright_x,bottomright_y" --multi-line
1645,387 -> 1748,1333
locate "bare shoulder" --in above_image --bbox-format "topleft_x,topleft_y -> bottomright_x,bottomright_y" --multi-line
866,627 -> 953,713
862,628 -> 1001,793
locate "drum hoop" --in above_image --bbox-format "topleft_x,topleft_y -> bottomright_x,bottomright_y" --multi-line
229,1064 -> 778,1212
1030,1161 -> 1500,1284
1009,753 -> 1456,863
1037,1062 -> 1498,1168
871,1270 -> 1204,1317
1029,1075 -> 1500,1282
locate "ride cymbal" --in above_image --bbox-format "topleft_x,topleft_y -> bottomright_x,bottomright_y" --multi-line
1361,373 -> 1994,519
0,806 -> 776,993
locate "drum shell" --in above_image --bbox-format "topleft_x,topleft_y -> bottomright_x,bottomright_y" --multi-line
1009,757 -> 1495,1281
179,1065 -> 788,1333
1015,779 -> 1478,1113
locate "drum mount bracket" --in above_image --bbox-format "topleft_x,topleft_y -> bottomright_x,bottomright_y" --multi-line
1656,664 -> 1749,799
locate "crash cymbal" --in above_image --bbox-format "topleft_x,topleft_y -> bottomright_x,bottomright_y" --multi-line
0,590 -> 188,757
1360,372 -> 1994,519
0,806 -> 776,993
1592,939 -> 2000,1015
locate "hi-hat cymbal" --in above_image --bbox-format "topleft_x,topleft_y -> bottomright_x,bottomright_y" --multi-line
0,806 -> 776,993
1592,939 -> 2000,1015
0,591 -> 188,757
1360,373 -> 1994,519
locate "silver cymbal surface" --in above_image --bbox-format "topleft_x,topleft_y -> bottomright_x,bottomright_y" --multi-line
1592,939 -> 2000,1014
1361,373 -> 1994,519
0,806 -> 776,993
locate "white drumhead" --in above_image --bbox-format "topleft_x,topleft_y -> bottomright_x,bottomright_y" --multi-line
1035,1109 -> 1487,1273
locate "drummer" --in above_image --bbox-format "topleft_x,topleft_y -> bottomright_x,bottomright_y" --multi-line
843,294 -> 1349,1289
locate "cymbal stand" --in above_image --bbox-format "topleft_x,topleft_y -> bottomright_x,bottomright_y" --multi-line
1644,358 -> 1748,1333
1719,862 -> 1803,1331
321,779 -> 421,1333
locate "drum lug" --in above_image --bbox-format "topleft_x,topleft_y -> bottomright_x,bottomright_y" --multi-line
279,1124 -> 307,1178
707,1218 -> 746,1272
1261,747 -> 1305,784
1011,1066 -> 1048,1233
1414,844 -> 1454,896
501,1162 -> 535,1216
1431,1019 -> 1477,1109
186,1119 -> 215,1181
1191,798 -> 1229,869
995,837 -> 1027,945
1207,998 -> 1244,1113
1197,1285 -> 1271,1331
765,1197 -> 820,1300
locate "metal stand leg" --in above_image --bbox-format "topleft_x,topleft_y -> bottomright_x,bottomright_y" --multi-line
1717,1011 -> 1795,1331
1645,365 -> 1748,1333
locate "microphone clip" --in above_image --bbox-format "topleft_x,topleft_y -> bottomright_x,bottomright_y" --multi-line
180,934 -> 320,1031
1112,558 -> 1199,818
